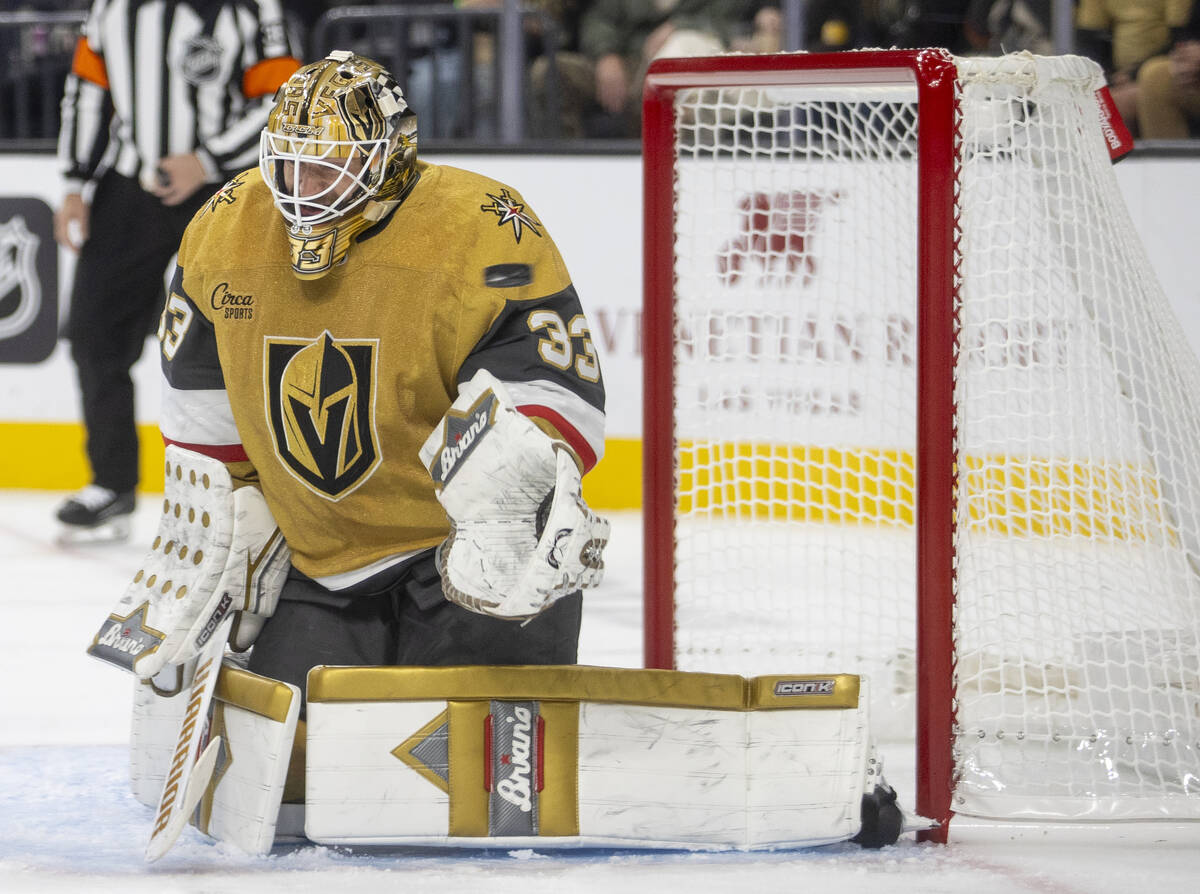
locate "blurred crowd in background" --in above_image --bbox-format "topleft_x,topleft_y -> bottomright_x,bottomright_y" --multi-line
4,1 -> 1200,146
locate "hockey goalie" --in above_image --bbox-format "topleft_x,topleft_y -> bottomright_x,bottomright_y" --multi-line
86,50 -> 909,860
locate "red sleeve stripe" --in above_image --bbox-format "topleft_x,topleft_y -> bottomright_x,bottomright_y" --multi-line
71,37 -> 109,89
162,437 -> 249,464
517,404 -> 598,472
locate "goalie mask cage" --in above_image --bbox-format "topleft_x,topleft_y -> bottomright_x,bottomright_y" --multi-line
642,49 -> 1200,841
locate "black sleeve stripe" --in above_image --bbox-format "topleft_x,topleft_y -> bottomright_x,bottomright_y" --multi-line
161,270 -> 226,391
457,284 -> 606,416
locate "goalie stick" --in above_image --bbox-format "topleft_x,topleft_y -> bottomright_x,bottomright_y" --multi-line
145,612 -> 234,862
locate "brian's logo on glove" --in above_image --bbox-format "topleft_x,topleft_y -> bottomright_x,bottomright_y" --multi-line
427,390 -> 498,490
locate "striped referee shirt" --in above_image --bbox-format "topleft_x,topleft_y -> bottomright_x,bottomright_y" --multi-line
58,0 -> 301,195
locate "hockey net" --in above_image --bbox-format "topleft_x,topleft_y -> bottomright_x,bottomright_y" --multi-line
642,50 -> 1200,837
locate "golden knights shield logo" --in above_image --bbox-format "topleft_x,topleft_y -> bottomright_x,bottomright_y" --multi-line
265,331 -> 380,500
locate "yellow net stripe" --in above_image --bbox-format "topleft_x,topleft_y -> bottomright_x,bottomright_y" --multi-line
961,454 -> 1166,541
678,443 -> 914,524
676,442 -> 1168,540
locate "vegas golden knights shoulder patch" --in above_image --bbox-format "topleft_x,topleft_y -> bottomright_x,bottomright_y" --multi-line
265,331 -> 381,500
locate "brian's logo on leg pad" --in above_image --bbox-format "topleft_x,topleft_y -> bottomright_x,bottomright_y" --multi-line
487,700 -> 542,835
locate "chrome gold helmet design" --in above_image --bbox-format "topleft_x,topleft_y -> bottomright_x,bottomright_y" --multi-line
259,50 -> 418,279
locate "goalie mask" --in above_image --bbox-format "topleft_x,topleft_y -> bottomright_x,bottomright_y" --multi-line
259,50 -> 419,279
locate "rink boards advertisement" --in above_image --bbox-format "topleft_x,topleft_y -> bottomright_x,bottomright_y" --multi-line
2,151 -> 1200,507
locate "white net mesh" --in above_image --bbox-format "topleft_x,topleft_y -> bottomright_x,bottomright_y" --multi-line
953,53 -> 1200,820
669,80 -> 921,741
660,52 -> 1200,820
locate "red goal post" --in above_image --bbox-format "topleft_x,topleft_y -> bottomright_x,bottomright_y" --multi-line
641,49 -> 1200,841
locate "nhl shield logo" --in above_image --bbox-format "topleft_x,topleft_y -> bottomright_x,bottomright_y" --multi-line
178,36 -> 223,84
265,331 -> 381,501
0,216 -> 41,343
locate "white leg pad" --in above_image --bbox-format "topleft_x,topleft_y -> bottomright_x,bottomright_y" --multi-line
304,666 -> 872,850
130,661 -> 300,854
130,668 -> 192,809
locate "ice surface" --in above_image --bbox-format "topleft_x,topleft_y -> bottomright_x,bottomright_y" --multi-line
1,492 -> 1197,892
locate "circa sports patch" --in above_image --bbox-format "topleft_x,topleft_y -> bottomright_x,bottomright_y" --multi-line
264,331 -> 381,501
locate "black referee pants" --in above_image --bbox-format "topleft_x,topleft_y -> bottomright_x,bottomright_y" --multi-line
64,171 -> 217,493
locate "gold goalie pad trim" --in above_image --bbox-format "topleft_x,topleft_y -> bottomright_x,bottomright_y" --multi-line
306,665 -> 860,710
304,665 -> 869,850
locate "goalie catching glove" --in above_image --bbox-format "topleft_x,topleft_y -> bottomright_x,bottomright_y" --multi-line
87,445 -> 291,679
419,370 -> 609,619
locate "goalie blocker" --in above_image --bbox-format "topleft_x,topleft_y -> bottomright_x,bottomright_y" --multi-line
132,663 -> 913,853
87,444 -> 291,678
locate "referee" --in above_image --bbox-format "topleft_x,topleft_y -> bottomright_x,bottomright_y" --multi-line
53,0 -> 301,538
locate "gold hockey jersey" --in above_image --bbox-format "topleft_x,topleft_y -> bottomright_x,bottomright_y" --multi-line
159,162 -> 605,589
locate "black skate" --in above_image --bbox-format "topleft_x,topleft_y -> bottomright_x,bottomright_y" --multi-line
55,485 -> 135,543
